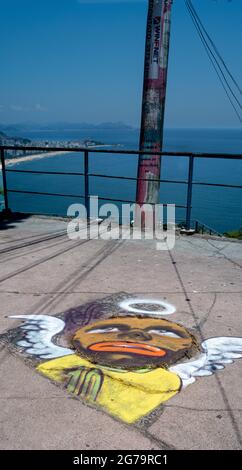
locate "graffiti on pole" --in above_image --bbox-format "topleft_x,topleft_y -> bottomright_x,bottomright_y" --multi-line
137,0 -> 173,206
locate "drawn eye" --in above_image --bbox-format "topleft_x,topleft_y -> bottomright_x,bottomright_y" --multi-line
87,327 -> 119,334
149,329 -> 181,339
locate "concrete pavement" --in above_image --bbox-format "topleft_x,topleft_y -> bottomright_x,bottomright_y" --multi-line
0,215 -> 241,450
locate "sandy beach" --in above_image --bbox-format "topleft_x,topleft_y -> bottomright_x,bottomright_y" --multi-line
0,145 -> 116,170
4,150 -> 70,168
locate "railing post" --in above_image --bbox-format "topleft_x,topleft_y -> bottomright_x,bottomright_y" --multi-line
84,149 -> 90,220
0,148 -> 10,213
185,155 -> 194,230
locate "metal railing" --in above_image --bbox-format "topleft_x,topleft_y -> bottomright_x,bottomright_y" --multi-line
1,145 -> 242,231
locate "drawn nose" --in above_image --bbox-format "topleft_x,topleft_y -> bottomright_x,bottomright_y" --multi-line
119,330 -> 152,341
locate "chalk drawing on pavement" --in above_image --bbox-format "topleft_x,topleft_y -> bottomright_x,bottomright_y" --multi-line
2,293 -> 242,424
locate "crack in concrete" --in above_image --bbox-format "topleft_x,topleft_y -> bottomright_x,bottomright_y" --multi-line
198,293 -> 217,328
138,428 -> 176,450
162,404 -> 242,412
206,239 -> 242,269
1,289 -> 242,295
167,247 -> 242,448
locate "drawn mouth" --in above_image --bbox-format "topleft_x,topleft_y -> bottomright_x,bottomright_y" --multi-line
88,341 -> 166,357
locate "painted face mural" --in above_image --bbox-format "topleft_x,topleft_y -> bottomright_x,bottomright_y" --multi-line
72,316 -> 195,368
1,293 -> 242,425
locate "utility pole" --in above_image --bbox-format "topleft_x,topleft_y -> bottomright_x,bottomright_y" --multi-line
136,0 -> 173,208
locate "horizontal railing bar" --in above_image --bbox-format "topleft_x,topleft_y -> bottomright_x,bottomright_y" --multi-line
6,168 -> 188,185
6,169 -> 85,176
5,168 -> 242,189
7,189 -> 186,208
7,189 -> 85,198
97,196 -> 186,208
88,173 -> 188,184
1,145 -> 242,159
192,181 -> 242,189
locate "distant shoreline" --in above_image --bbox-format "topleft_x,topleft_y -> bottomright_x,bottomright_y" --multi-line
5,151 -> 70,167
0,145 -> 116,169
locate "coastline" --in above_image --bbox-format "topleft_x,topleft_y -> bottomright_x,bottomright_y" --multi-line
0,145 -> 116,169
4,150 -> 70,168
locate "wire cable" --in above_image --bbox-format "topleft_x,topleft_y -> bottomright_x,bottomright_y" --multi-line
185,0 -> 242,123
186,0 -> 242,110
187,0 -> 242,95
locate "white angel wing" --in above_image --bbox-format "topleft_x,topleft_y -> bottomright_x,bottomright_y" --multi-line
170,337 -> 242,388
10,315 -> 74,359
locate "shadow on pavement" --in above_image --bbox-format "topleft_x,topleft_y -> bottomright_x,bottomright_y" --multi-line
0,211 -> 31,231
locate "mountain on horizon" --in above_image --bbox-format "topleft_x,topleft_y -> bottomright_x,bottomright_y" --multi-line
0,121 -> 136,134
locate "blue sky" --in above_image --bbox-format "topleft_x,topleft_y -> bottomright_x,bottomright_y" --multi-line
0,0 -> 241,128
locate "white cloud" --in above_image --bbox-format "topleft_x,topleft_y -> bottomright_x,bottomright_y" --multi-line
10,105 -> 26,112
35,103 -> 47,112
8,104 -> 47,113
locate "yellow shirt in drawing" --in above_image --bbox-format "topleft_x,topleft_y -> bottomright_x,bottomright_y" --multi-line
37,354 -> 181,423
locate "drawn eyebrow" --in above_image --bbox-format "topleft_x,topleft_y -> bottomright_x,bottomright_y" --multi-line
145,327 -> 188,338
85,324 -> 131,332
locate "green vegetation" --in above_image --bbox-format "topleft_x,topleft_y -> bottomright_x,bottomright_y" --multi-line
225,228 -> 242,240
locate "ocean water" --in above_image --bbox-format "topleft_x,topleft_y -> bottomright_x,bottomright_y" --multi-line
2,128 -> 242,234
